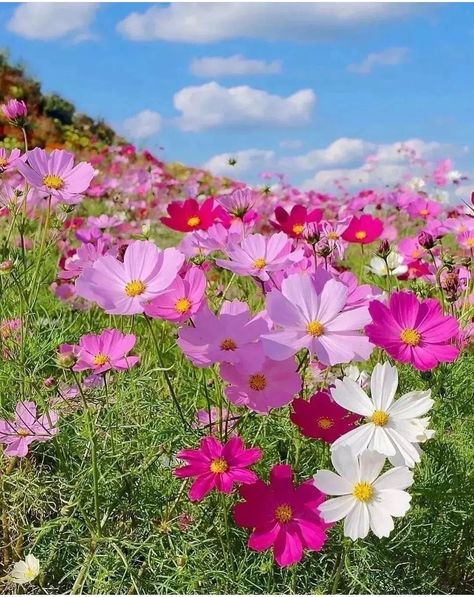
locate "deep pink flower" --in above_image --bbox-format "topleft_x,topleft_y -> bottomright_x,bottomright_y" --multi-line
366,291 -> 460,370
0,401 -> 58,457
161,197 -> 225,232
73,329 -> 139,374
234,464 -> 329,567
341,214 -> 383,244
1,99 -> 27,124
17,148 -> 95,205
290,391 -> 361,442
174,435 -> 262,501
271,205 -> 323,239
75,240 -> 184,315
144,266 -> 206,323
262,271 -> 373,366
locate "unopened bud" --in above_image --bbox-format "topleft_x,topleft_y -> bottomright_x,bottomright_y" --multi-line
315,238 -> 332,258
303,222 -> 320,244
376,239 -> 391,258
1,99 -> 28,127
43,376 -> 57,389
418,231 -> 435,249
0,259 -> 14,275
57,346 -> 77,368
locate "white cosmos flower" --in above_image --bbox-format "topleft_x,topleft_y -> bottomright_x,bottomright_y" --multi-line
10,554 -> 40,585
331,362 -> 434,467
314,447 -> 414,540
366,252 -> 408,277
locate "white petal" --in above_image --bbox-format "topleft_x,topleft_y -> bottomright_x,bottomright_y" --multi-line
369,426 -> 396,457
385,427 -> 421,468
332,424 -> 375,456
359,449 -> 386,483
331,445 -> 360,483
313,470 -> 352,495
388,390 -> 433,419
368,500 -> 395,538
377,489 -> 412,517
374,466 -> 414,491
318,495 -> 356,523
332,377 -> 374,417
370,362 -> 398,410
344,501 -> 370,540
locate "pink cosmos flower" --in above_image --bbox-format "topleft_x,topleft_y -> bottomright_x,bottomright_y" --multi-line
215,232 -> 304,282
0,148 -> 23,173
220,345 -> 301,414
341,214 -> 383,244
271,204 -> 323,238
59,239 -> 111,280
174,435 -> 262,501
365,291 -> 460,371
457,229 -> 474,251
144,266 -> 206,323
0,401 -> 58,457
160,197 -> 225,232
73,329 -> 139,374
398,236 -> 427,262
290,391 -> 361,442
17,148 -> 95,205
75,240 -> 185,315
177,300 -> 268,367
234,464 -> 329,567
406,198 -> 442,219
262,271 -> 373,366
1,99 -> 27,123
216,188 -> 256,218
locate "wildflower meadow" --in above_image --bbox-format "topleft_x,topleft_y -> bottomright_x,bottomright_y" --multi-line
0,22 -> 473,595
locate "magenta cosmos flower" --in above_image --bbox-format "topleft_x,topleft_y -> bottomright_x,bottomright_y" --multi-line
365,291 -> 460,371
1,99 -> 27,123
220,345 -> 301,414
341,214 -> 383,244
174,435 -> 262,501
177,300 -> 268,367
0,401 -> 58,457
144,266 -> 206,323
75,240 -> 185,315
262,271 -> 373,366
234,464 -> 329,567
216,232 -> 304,282
290,390 -> 361,443
73,329 -> 139,374
17,148 -> 95,205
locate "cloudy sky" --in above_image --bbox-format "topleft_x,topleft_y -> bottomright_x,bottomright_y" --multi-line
1,2 -> 473,195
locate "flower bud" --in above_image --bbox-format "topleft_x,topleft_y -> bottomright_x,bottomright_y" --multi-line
376,239 -> 391,258
1,99 -> 27,127
43,376 -> 57,389
0,259 -> 14,275
315,238 -> 332,258
303,222 -> 320,244
418,231 -> 435,249
57,344 -> 77,368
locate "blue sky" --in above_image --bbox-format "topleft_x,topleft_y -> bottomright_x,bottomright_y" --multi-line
1,2 -> 473,196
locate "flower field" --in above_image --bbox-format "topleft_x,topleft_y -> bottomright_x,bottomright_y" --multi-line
0,92 -> 473,595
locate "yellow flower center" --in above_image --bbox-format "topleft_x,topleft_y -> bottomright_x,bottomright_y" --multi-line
317,417 -> 334,430
249,373 -> 267,391
355,230 -> 367,240
0,158 -> 8,168
210,457 -> 229,474
371,410 -> 390,426
254,257 -> 267,269
43,174 -> 64,190
306,320 -> 324,337
187,216 -> 201,227
352,481 -> 374,503
175,297 -> 192,314
292,224 -> 304,235
400,328 -> 421,346
220,338 -> 237,351
466,238 -> 474,247
93,353 -> 110,366
419,209 -> 429,216
275,503 -> 293,523
327,231 -> 339,240
17,428 -> 30,437
125,279 -> 146,297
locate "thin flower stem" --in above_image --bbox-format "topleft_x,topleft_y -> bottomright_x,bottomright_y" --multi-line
30,195 -> 52,308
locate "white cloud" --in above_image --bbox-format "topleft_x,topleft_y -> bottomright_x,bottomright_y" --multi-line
281,138 -> 376,171
190,55 -> 281,78
117,3 -> 421,44
8,3 -> 98,41
348,47 -> 409,74
204,149 -> 276,178
279,139 -> 303,150
174,82 -> 315,132
122,110 -> 162,139
302,164 -> 408,191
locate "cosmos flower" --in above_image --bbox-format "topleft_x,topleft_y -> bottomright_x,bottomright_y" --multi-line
366,252 -> 408,277
0,148 -> 23,173
17,148 -> 95,205
314,447 -> 414,541
365,291 -> 459,370
341,214 -> 384,245
290,391 -> 361,443
75,240 -> 185,315
0,401 -> 58,457
262,271 -> 373,366
73,329 -> 139,374
271,204 -> 323,238
331,362 -> 434,467
10,554 -> 40,585
234,464 -> 329,567
406,197 -> 442,219
1,99 -> 27,124
174,435 -> 262,501
160,197 -> 225,232
216,187 -> 256,218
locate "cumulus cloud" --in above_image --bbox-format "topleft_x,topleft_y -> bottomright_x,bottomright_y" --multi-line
190,55 -> 281,78
281,138 -> 376,171
117,3 -> 422,44
8,3 -> 98,41
122,110 -> 162,139
204,149 -> 276,178
348,47 -> 409,75
174,82 -> 316,132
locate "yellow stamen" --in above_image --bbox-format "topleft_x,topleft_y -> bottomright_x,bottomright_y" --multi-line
466,238 -> 474,247
317,417 -> 334,430
352,481 -> 374,502
93,353 -> 110,366
17,428 -> 30,437
292,224 -> 304,235
175,297 -> 192,314
210,457 -> 229,474
419,209 -> 429,216
275,503 -> 293,523
0,158 -> 8,168
43,174 -> 64,190
187,216 -> 201,227
355,231 -> 367,240
254,257 -> 267,269
400,328 -> 421,346
371,410 -> 390,426
125,279 -> 146,297
327,231 -> 339,240
220,338 -> 237,351
249,373 -> 267,391
307,320 -> 324,337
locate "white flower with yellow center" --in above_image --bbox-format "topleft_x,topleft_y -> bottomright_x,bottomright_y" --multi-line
10,554 -> 40,585
366,252 -> 408,277
331,362 -> 433,467
314,447 -> 414,540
